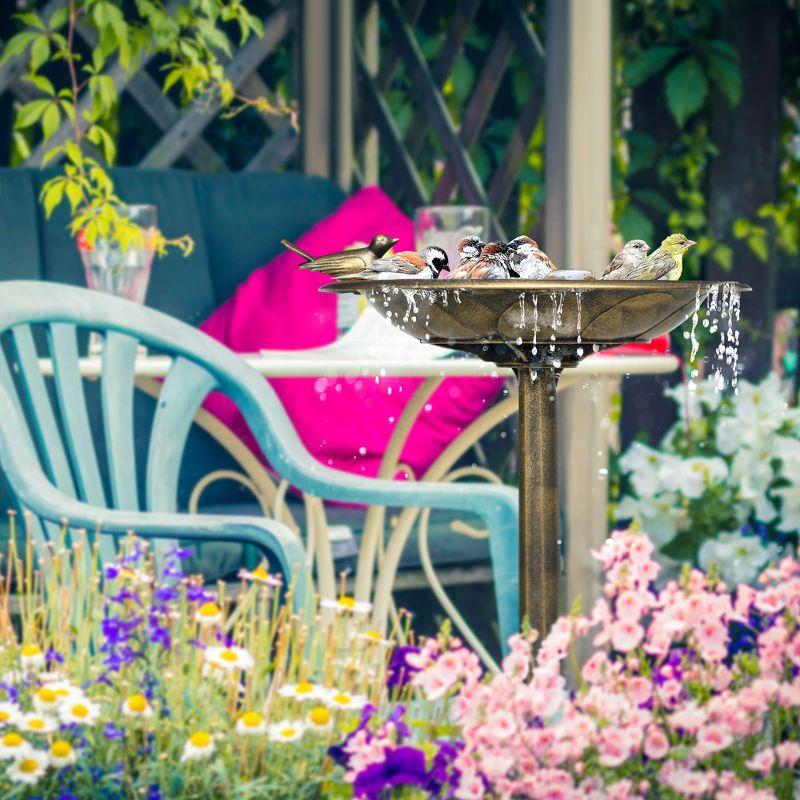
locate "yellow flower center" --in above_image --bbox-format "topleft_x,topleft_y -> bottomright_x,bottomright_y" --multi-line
127,694 -> 148,713
27,719 -> 45,731
364,630 -> 382,642
51,740 -> 72,758
280,728 -> 297,738
71,703 -> 89,718
332,692 -> 351,705
198,602 -> 220,618
338,596 -> 356,610
251,568 -> 269,580
0,711 -> 10,722
220,649 -> 238,663
241,711 -> 262,728
37,688 -> 57,704
309,706 -> 331,726
19,758 -> 39,774
189,732 -> 212,748
55,688 -> 70,698
296,681 -> 314,694
2,733 -> 22,747
20,645 -> 41,658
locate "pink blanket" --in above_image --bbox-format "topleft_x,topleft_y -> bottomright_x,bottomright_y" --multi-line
200,187 -> 504,479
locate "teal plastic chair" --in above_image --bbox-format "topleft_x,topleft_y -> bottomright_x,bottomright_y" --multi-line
0,281 -> 520,641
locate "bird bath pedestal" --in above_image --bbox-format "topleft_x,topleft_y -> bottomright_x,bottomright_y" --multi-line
322,279 -> 750,640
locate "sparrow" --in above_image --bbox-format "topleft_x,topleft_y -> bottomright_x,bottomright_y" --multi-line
623,233 -> 696,281
357,246 -> 448,280
448,242 -> 510,280
602,239 -> 651,280
281,234 -> 399,278
456,235 -> 485,268
507,235 -> 557,279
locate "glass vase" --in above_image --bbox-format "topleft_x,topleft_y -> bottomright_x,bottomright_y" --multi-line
78,204 -> 157,355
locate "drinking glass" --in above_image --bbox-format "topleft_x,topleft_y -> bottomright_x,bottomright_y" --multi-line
414,205 -> 489,272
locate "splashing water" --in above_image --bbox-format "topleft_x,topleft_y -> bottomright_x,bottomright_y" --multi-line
549,292 -> 564,352
708,282 -> 741,394
518,292 -> 526,328
575,291 -> 583,345
531,294 -> 539,355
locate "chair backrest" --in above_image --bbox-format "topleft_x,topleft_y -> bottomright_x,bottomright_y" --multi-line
0,281 -> 320,561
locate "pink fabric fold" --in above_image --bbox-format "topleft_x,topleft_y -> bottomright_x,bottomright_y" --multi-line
200,186 -> 504,479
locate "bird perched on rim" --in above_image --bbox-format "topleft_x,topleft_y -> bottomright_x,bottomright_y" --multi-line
455,235 -> 485,268
280,234 -> 399,278
507,235 -> 557,280
623,233 -> 696,281
448,242 -> 510,280
356,246 -> 448,280
602,239 -> 651,280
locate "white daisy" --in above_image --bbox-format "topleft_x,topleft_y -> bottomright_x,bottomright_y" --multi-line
306,705 -> 333,733
0,702 -> 21,727
238,566 -> 282,587
235,711 -> 267,735
7,750 -> 49,784
326,690 -> 368,711
0,731 -> 32,760
194,601 -> 223,627
204,646 -> 254,673
267,720 -> 305,743
33,686 -> 62,714
60,698 -> 101,726
277,681 -> 326,701
49,739 -> 77,767
19,714 -> 58,735
121,694 -> 153,718
352,630 -> 390,646
320,596 -> 372,615
19,645 -> 45,671
180,731 -> 215,762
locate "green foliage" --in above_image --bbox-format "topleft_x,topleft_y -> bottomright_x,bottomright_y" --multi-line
0,0 -> 293,256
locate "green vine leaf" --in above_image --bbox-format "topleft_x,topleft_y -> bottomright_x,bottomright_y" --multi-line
705,50 -> 741,106
0,30 -> 39,64
665,56 -> 708,127
622,45 -> 683,87
14,99 -> 50,129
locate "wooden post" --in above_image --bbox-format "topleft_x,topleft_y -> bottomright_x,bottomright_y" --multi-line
301,0 -> 332,178
544,0 -> 613,621
359,1 -> 380,185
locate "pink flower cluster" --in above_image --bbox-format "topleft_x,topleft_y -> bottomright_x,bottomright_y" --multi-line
415,529 -> 800,799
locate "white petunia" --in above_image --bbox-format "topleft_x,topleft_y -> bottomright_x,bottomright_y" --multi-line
618,442 -> 672,498
180,732 -> 215,762
698,531 -> 778,586
267,720 -> 305,742
660,456 -> 727,500
7,750 -> 49,784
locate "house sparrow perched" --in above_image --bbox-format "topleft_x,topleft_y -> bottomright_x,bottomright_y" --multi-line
624,233 -> 696,281
456,235 -> 484,268
357,246 -> 448,280
448,242 -> 510,280
281,234 -> 399,278
602,239 -> 651,280
507,235 -> 557,280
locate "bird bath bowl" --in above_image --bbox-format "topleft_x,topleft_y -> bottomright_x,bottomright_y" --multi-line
321,279 -> 751,639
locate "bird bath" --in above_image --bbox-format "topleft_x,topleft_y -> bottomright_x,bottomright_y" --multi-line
321,278 -> 751,639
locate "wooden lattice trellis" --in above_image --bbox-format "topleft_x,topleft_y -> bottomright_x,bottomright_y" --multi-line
0,0 -> 545,237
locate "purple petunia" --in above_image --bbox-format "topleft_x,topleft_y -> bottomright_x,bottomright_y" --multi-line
353,745 -> 431,799
386,646 -> 423,689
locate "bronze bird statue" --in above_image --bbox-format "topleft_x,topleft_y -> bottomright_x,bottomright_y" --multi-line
281,234 -> 399,278
602,239 -> 650,280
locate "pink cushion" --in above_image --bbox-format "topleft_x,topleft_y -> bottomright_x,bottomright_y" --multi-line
200,186 -> 504,480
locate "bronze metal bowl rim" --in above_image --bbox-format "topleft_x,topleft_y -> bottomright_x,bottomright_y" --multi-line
320,278 -> 752,294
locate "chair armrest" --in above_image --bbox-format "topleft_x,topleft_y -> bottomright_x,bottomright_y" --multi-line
8,474 -> 309,609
